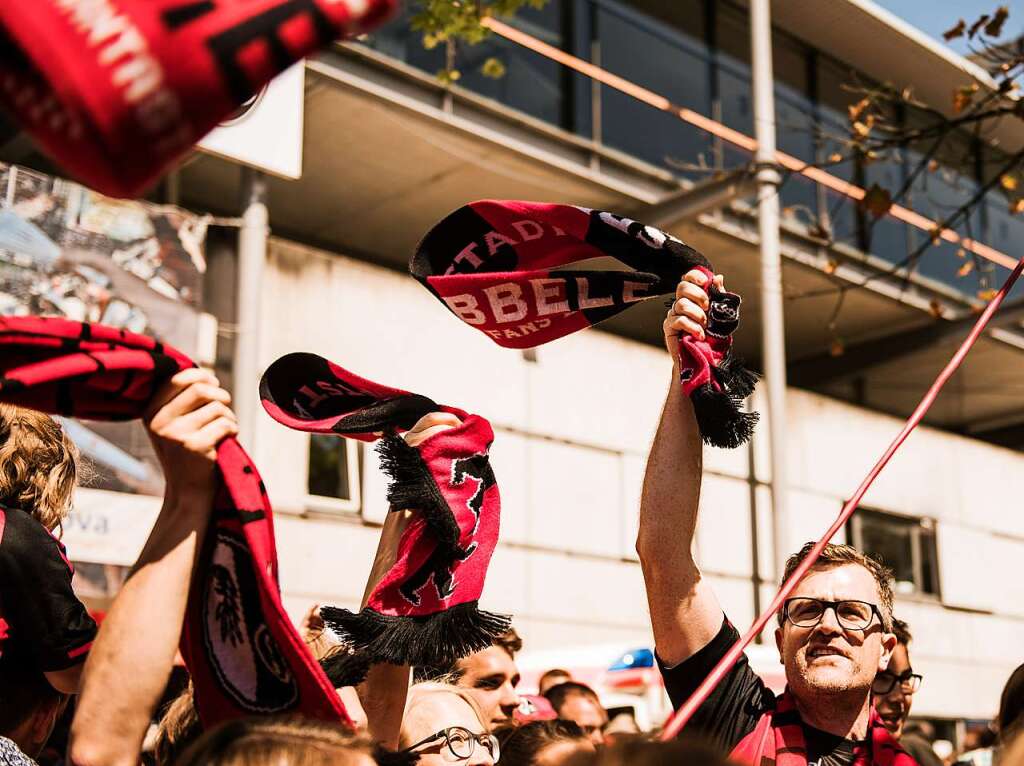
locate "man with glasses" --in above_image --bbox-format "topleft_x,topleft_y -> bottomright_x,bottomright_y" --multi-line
874,621 -> 938,766
637,269 -> 914,766
399,682 -> 500,765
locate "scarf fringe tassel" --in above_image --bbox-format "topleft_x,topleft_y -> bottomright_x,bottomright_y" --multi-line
320,602 -> 512,669
693,352 -> 760,449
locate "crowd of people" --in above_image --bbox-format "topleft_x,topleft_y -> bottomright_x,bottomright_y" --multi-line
1,269 -> 1022,766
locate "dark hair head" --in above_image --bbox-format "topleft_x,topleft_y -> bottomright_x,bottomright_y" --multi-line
563,737 -> 734,766
415,625 -> 522,683
495,719 -> 588,766
999,663 -> 1024,743
494,627 -> 523,658
175,717 -> 372,766
544,682 -> 601,715
891,618 -> 912,646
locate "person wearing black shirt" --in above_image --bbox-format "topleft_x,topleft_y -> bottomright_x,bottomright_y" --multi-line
637,269 -> 905,766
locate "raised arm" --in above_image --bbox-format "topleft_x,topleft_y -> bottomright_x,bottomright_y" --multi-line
68,369 -> 236,766
636,269 -> 725,666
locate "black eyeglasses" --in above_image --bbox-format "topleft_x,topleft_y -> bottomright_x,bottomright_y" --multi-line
872,670 -> 923,695
402,726 -> 500,762
783,597 -> 883,631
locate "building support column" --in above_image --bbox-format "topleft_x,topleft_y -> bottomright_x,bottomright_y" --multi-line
233,168 -> 269,451
750,0 -> 789,577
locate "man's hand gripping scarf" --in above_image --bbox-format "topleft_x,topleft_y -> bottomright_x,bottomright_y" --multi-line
0,316 -> 350,727
410,200 -> 758,449
259,353 -> 510,684
0,0 -> 395,197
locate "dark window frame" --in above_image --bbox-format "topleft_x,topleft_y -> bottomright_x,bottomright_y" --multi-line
847,507 -> 941,600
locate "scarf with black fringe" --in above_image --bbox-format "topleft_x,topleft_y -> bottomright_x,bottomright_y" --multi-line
0,316 -> 350,726
259,352 -> 509,685
0,0 -> 394,197
410,200 -> 758,448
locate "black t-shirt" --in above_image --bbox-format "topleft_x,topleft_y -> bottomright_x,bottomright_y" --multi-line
659,616 -> 863,766
0,506 -> 97,671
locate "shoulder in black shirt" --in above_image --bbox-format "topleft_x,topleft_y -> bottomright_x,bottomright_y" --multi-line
658,615 -> 861,766
0,506 -> 97,671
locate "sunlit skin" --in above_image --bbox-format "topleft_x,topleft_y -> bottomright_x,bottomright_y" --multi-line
455,646 -> 521,727
874,643 -> 914,739
400,691 -> 494,766
556,694 -> 608,747
774,563 -> 897,738
535,738 -> 596,766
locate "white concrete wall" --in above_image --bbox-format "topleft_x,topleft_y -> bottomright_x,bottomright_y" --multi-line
247,237 -> 1022,722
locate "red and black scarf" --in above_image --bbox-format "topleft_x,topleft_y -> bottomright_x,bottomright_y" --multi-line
410,200 -> 758,448
259,352 -> 510,684
731,691 -> 918,766
0,0 -> 395,198
0,316 -> 350,727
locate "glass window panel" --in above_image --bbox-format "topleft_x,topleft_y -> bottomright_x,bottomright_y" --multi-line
858,514 -> 916,593
620,0 -> 706,41
817,109 -> 859,244
777,91 -> 817,217
308,434 -> 352,500
597,5 -> 712,177
863,152 -> 909,265
906,146 -> 987,296
456,2 -> 566,126
362,5 -> 445,74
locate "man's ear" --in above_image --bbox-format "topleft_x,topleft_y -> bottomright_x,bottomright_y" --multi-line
774,626 -> 784,664
878,631 -> 898,672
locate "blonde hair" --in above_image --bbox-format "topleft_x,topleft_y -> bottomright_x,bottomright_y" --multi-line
0,404 -> 80,531
175,717 -> 373,766
400,682 -> 489,748
151,683 -> 201,766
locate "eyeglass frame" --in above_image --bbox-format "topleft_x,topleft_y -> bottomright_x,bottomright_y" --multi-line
872,669 -> 923,696
401,726 -> 500,762
782,597 -> 885,631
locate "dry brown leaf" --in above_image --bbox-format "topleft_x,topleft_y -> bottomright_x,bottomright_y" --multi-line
848,97 -> 871,122
828,152 -> 843,163
978,288 -> 999,301
985,6 -> 1009,37
958,261 -> 975,277
929,300 -> 945,318
953,84 -> 979,114
943,19 -> 966,39
829,338 -> 845,357
1011,198 -> 1024,215
1002,173 -> 1019,191
824,259 -> 839,275
956,247 -> 967,258
860,184 -> 893,218
969,14 -> 991,38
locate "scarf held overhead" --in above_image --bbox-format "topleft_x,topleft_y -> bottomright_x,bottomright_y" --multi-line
410,200 -> 758,448
0,0 -> 395,198
0,316 -> 350,727
260,352 -> 509,680
730,691 -> 918,766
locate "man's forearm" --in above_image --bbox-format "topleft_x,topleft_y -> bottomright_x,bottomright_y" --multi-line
69,494 -> 211,766
637,367 -> 702,560
637,369 -> 723,666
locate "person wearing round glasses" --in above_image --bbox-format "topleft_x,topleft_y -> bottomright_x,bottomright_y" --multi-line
399,683 -> 500,765
873,620 -> 938,766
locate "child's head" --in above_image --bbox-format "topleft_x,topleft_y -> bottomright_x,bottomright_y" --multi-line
0,404 -> 80,531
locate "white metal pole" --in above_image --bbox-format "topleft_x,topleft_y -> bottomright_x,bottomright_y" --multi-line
233,168 -> 269,452
750,0 -> 790,579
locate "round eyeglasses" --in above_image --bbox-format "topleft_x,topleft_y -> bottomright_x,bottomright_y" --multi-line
402,726 -> 500,763
872,670 -> 923,696
783,597 -> 883,631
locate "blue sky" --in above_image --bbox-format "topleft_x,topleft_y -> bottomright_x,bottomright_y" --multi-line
873,0 -> 1024,55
